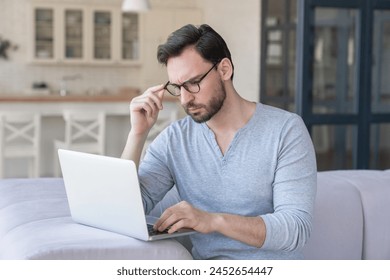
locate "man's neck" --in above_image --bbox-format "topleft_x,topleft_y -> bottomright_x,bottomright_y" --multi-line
206,90 -> 256,135
204,90 -> 256,155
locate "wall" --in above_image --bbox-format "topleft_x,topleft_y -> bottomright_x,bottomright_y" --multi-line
0,0 -> 260,102
195,0 -> 260,102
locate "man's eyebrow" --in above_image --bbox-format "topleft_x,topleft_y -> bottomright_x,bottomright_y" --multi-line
170,74 -> 203,86
183,74 -> 203,83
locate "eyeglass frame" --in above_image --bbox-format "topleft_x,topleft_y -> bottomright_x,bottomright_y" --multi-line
163,62 -> 219,97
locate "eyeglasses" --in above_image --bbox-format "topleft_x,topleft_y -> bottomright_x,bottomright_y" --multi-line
164,62 -> 219,97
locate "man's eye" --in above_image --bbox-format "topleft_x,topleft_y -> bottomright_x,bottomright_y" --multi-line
188,80 -> 200,85
169,84 -> 180,90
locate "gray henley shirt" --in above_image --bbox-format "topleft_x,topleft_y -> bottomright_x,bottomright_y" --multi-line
139,103 -> 317,259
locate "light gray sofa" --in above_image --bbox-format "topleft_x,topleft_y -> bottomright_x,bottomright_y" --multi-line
0,170 -> 389,259
303,170 -> 390,259
156,169 -> 390,260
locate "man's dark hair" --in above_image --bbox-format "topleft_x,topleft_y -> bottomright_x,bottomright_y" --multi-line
157,24 -> 234,80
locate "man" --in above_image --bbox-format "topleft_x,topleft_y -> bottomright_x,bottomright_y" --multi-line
121,24 -> 317,259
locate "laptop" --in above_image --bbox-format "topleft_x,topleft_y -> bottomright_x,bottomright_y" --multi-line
58,149 -> 195,241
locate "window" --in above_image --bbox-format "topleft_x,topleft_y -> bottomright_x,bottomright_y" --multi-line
261,0 -> 297,111
261,0 -> 390,170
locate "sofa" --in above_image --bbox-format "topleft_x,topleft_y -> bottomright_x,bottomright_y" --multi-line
304,169 -> 390,259
0,169 -> 389,259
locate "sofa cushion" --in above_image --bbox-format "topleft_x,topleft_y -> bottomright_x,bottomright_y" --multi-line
303,171 -> 364,259
346,170 -> 390,259
0,178 -> 193,260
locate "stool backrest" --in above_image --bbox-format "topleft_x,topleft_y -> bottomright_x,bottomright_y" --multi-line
0,113 -> 41,153
63,111 -> 106,154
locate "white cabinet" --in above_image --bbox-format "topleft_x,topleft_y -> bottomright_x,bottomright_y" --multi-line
88,7 -> 116,64
62,7 -> 87,63
31,3 -> 141,65
32,5 -> 56,62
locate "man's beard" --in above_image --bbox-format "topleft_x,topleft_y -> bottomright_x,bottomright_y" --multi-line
183,81 -> 227,123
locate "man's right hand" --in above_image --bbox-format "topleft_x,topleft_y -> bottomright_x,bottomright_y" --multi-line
129,84 -> 166,137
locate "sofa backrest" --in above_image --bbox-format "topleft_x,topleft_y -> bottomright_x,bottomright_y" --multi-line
304,170 -> 390,260
150,170 -> 390,259
303,171 -> 364,259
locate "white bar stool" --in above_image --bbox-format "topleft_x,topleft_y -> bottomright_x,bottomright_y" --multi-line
53,110 -> 106,176
0,112 -> 41,178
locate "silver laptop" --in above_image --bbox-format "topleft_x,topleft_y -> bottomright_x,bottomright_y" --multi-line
58,149 -> 195,241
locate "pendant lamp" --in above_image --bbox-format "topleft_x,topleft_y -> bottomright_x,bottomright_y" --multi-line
122,0 -> 150,12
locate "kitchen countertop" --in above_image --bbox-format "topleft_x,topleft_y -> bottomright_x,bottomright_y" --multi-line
0,90 -> 180,117
0,90 -> 141,103
0,90 -> 178,103
0,94 -> 135,103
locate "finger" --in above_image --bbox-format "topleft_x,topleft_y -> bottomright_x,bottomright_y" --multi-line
150,85 -> 165,109
154,205 -> 179,231
130,98 -> 151,113
138,84 -> 164,102
145,93 -> 163,111
154,201 -> 191,231
153,211 -> 168,230
132,95 -> 161,117
149,83 -> 165,93
134,102 -> 155,119
155,85 -> 165,99
136,87 -> 164,111
168,219 -> 189,234
155,212 -> 175,231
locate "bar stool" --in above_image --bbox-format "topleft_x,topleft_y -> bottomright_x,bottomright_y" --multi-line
0,112 -> 41,178
53,110 -> 106,176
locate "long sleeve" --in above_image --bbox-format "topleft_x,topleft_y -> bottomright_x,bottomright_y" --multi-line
260,115 -> 317,251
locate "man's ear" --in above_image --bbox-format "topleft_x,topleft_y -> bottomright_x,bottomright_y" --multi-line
218,58 -> 233,81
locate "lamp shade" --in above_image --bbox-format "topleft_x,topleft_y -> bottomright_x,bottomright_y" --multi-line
122,0 -> 150,12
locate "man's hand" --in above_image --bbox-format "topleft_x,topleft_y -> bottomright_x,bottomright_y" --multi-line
154,201 -> 216,234
154,200 -> 266,248
121,84 -> 166,167
129,84 -> 165,136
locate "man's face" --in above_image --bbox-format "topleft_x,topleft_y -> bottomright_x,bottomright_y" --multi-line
166,48 -> 226,123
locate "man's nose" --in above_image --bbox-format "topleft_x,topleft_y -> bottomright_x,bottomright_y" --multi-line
180,88 -> 194,105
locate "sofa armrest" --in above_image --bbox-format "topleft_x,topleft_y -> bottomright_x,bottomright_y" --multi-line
303,171 -> 364,259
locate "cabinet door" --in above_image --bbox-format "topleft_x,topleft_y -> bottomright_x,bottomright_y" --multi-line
63,8 -> 86,62
32,6 -> 56,62
120,12 -> 140,63
91,9 -> 115,62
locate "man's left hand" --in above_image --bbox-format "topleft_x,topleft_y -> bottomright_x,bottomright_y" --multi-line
154,201 -> 216,234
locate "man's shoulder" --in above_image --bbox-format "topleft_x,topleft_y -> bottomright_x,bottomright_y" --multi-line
256,103 -> 296,118
254,103 -> 302,126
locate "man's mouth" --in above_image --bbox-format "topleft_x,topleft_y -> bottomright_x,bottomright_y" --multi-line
187,106 -> 205,116
185,103 -> 204,110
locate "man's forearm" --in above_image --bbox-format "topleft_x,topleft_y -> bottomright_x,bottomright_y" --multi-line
121,131 -> 148,168
213,213 -> 266,248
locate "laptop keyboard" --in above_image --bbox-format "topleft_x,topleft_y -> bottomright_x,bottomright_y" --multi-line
147,224 -> 169,236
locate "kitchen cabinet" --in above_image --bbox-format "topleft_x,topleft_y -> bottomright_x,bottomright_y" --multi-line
64,8 -> 86,61
31,3 -> 141,65
33,6 -> 56,61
